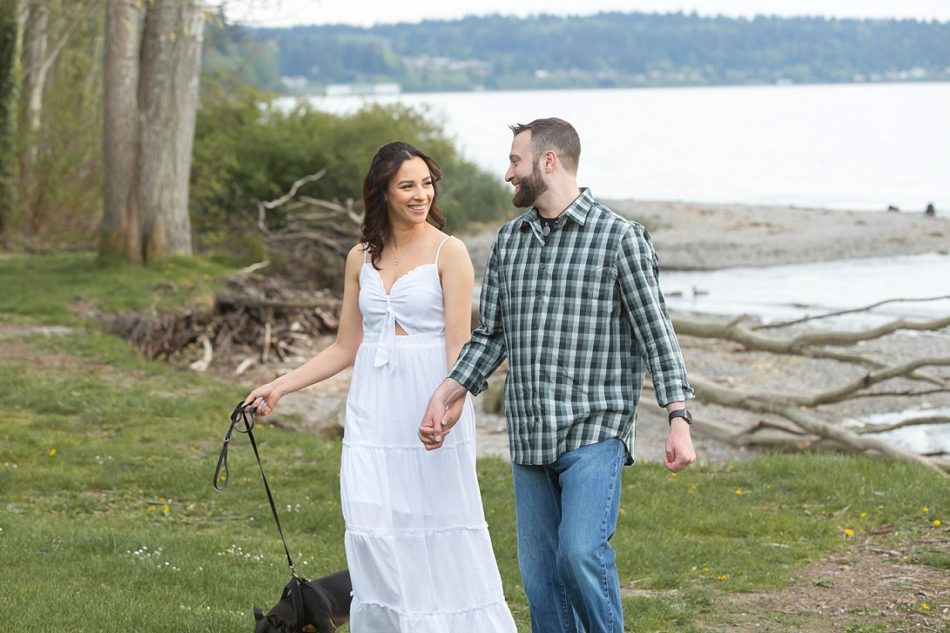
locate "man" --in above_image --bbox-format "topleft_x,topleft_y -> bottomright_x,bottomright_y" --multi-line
419,117 -> 695,633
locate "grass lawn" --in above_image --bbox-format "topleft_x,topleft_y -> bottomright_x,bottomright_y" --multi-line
0,253 -> 946,632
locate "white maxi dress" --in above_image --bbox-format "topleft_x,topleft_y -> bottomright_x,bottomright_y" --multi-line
341,237 -> 517,632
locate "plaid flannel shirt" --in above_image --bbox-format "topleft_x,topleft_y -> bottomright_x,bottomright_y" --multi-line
449,189 -> 693,465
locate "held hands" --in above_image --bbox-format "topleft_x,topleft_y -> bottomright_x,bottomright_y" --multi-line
418,394 -> 464,451
664,418 -> 696,473
243,384 -> 282,417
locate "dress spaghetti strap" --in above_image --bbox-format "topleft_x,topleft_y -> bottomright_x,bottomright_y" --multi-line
433,235 -> 454,264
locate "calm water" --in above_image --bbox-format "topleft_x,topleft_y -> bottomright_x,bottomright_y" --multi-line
661,253 -> 950,326
300,82 -> 950,214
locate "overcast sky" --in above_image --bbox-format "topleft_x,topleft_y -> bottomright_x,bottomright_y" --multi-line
222,0 -> 950,28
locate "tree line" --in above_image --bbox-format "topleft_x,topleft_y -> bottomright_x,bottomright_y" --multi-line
244,12 -> 950,92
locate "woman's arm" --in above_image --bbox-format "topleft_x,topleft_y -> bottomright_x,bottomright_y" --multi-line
439,236 -> 476,370
244,243 -> 365,414
431,236 -> 475,432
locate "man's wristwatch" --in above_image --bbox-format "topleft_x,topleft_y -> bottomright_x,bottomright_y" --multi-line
668,408 -> 692,426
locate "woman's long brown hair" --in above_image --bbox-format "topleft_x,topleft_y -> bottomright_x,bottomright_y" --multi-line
361,142 -> 446,269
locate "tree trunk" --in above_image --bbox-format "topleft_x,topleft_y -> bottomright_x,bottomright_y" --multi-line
17,0 -> 45,207
100,0 -> 205,264
0,0 -> 19,234
138,0 -> 204,263
100,0 -> 142,262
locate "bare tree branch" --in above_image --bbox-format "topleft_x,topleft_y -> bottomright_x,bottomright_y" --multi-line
754,294 -> 950,330
690,375 -> 948,475
859,415 -> 950,434
675,314 -> 950,352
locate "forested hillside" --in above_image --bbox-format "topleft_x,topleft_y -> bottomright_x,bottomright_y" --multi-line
231,12 -> 950,92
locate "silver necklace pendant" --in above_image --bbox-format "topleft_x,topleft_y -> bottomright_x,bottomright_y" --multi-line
542,224 -> 551,237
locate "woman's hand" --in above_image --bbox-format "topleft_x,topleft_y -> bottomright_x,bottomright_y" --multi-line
243,384 -> 282,417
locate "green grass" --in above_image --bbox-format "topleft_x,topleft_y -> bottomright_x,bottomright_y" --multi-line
0,252 -> 947,632
0,252 -> 230,324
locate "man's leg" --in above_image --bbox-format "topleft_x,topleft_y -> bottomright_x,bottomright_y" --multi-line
512,462 -> 583,633
555,439 -> 627,633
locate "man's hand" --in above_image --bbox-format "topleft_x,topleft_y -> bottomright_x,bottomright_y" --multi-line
419,379 -> 467,451
664,418 -> 696,473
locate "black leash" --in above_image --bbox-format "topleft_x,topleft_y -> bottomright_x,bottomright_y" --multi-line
213,400 -> 303,584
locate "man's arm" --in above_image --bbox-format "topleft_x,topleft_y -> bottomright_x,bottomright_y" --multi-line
616,225 -> 696,472
419,239 -> 508,450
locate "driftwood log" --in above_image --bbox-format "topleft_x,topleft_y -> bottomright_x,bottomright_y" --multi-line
670,306 -> 950,475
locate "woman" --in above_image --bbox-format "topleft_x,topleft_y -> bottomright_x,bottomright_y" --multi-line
244,142 -> 517,632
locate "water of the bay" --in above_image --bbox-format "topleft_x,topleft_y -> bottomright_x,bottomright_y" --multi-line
298,82 -> 950,214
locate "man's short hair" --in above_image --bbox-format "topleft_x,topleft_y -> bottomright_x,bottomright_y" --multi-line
509,118 -> 581,174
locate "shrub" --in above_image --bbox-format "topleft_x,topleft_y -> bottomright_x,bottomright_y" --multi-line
191,84 -> 511,265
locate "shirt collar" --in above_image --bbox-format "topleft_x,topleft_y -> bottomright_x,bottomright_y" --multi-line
519,188 -> 595,232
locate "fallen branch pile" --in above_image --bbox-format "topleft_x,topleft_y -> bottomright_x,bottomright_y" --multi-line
107,275 -> 342,375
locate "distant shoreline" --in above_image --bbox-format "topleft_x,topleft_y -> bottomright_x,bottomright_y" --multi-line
289,78 -> 950,99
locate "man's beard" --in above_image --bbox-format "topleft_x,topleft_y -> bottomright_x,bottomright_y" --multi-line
512,162 -> 547,208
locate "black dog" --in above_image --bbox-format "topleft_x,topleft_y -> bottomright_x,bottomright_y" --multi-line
254,570 -> 352,633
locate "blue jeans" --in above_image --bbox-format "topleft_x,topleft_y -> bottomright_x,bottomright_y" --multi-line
512,439 -> 627,633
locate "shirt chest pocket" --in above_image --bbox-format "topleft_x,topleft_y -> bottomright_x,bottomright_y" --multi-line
581,265 -> 618,302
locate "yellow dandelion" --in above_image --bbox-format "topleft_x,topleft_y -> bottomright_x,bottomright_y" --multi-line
701,565 -> 710,573
147,506 -> 157,513
859,512 -> 867,520
920,603 -> 930,611
922,506 -> 929,513
619,507 -> 626,516
933,519 -> 942,527
717,575 -> 729,582
48,448 -> 57,457
843,528 -> 854,538
162,504 -> 170,515
735,488 -> 743,496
